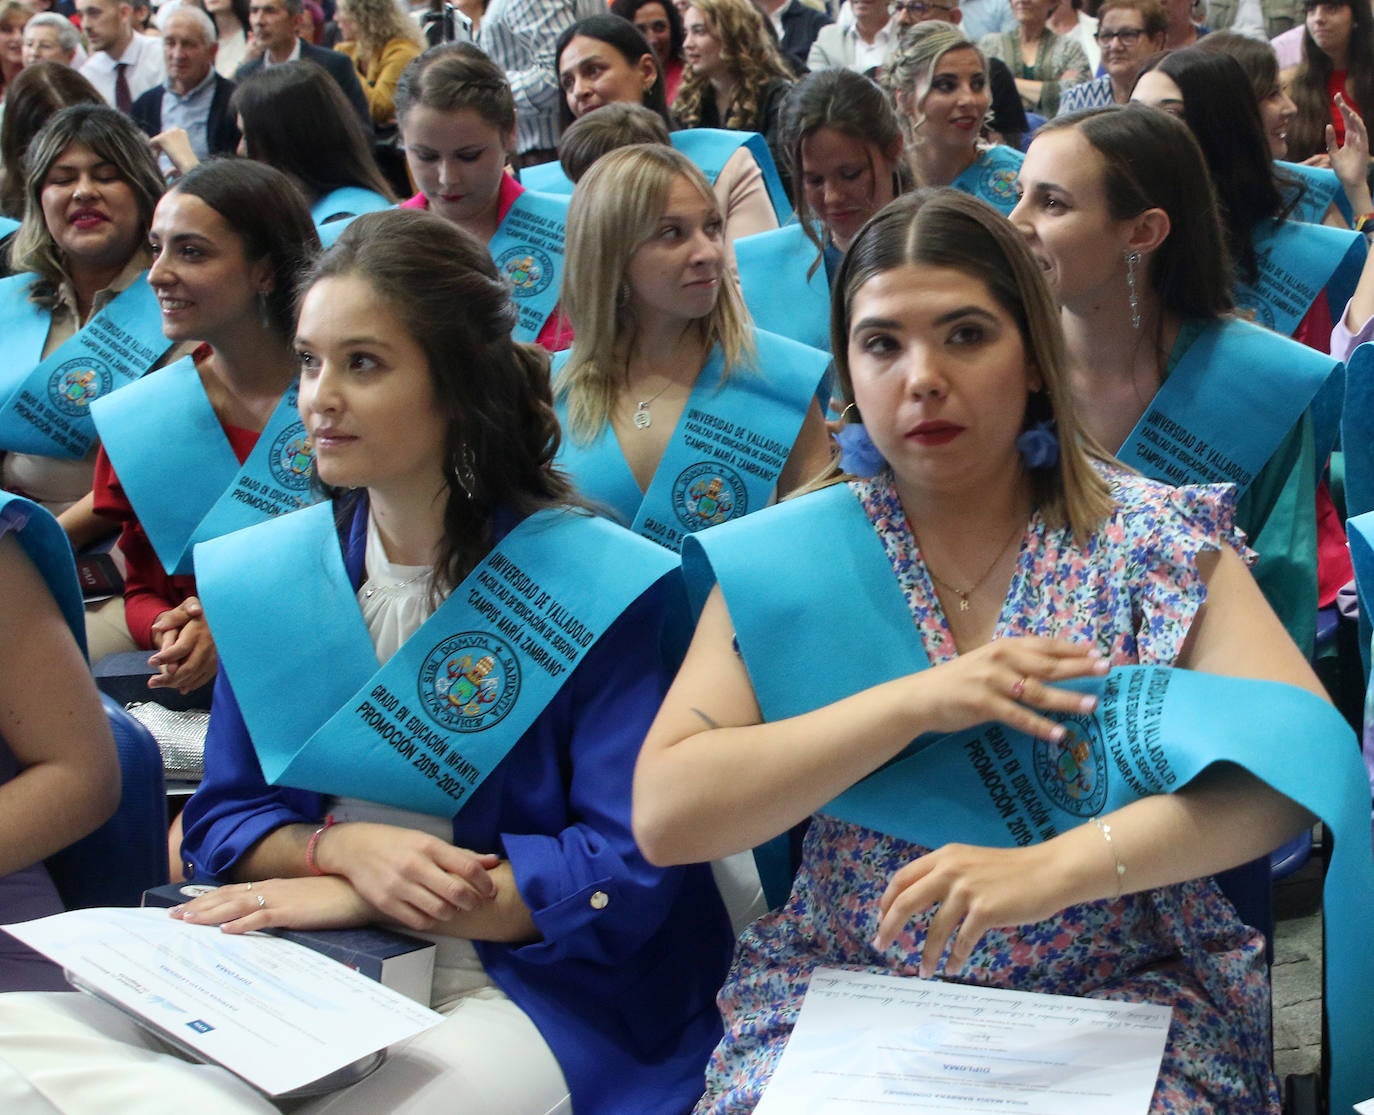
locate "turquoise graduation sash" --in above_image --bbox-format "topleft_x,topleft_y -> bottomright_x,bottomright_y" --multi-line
735,223 -> 832,353
1115,317 -> 1339,498
1276,160 -> 1352,226
91,357 -> 317,576
671,128 -> 792,224
1234,218 -> 1364,336
489,189 -> 569,344
1342,343 -> 1374,672
685,484 -> 1374,1115
951,145 -> 1023,216
312,187 -> 393,249
0,491 -> 84,657
0,216 -> 18,238
518,161 -> 574,196
1348,508 -> 1374,685
195,504 -> 675,816
554,329 -> 829,551
0,274 -> 166,458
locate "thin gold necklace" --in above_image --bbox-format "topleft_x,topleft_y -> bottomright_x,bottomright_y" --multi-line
922,520 -> 1024,613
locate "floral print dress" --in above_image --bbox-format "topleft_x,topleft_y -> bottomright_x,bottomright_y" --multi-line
697,464 -> 1280,1115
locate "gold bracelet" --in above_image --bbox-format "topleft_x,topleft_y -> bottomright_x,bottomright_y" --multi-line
1093,816 -> 1125,897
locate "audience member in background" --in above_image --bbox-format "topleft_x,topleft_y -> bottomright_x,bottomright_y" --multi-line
554,16 -> 783,249
1280,0 -> 1374,161
1162,0 -> 1202,45
0,494 -> 119,992
0,1 -> 30,103
675,0 -> 795,183
1058,0 -> 1166,112
297,0 -> 326,43
1048,0 -> 1099,72
558,100 -> 671,181
333,0 -> 423,127
806,0 -> 897,73
479,0 -> 582,167
979,0 -> 1090,115
23,12 -> 83,68
753,0 -> 831,73
614,0 -> 687,100
80,0 -> 167,109
1207,0 -> 1304,41
234,0 -> 371,128
960,0 -> 1017,39
205,0 -> 249,77
0,63 -> 102,222
889,0 -> 1030,151
132,6 -> 240,161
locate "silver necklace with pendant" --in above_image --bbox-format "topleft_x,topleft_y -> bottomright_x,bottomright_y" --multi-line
631,379 -> 675,429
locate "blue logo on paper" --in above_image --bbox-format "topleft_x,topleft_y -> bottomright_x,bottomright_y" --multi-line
47,358 -> 112,415
1033,714 -> 1108,817
672,461 -> 747,529
419,631 -> 520,732
186,1019 -> 215,1033
496,246 -> 554,299
269,420 -> 314,492
978,164 -> 1018,204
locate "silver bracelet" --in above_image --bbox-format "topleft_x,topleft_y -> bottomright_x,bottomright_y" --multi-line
1093,816 -> 1126,897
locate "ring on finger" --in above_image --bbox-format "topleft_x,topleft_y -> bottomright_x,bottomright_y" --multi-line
256,894 -> 266,911
1011,675 -> 1028,700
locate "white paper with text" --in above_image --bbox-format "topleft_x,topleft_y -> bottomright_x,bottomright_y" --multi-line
755,967 -> 1171,1114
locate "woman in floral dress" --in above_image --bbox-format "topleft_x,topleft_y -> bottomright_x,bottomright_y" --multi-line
632,188 -> 1328,1113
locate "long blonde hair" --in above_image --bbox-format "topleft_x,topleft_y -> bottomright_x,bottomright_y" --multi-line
557,144 -> 754,444
673,0 -> 792,130
883,22 -> 988,179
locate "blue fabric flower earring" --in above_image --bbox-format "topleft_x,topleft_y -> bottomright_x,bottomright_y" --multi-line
1016,419 -> 1059,469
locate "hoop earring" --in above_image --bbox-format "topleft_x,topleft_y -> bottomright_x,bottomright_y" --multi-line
1125,250 -> 1141,331
839,401 -> 861,424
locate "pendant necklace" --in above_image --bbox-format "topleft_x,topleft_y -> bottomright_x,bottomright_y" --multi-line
362,569 -> 430,600
631,379 -> 676,429
923,520 -> 1024,613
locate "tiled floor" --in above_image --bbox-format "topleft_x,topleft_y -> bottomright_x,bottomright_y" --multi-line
1273,853 -> 1324,1082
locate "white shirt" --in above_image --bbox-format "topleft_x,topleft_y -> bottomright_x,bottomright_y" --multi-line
1229,0 -> 1269,40
80,31 -> 166,108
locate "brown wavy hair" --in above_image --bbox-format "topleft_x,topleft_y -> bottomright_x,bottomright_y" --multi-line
302,209 -> 578,592
672,0 -> 792,131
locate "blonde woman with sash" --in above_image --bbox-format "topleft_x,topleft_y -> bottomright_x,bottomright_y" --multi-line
887,24 -> 1024,218
555,144 -> 831,556
633,190 -> 1372,1113
86,160 -> 321,688
733,68 -> 907,352
395,42 -> 572,352
0,210 -> 734,1114
1010,105 -> 1339,656
0,105 -> 168,545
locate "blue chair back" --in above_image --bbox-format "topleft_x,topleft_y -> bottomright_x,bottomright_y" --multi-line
46,695 -> 168,908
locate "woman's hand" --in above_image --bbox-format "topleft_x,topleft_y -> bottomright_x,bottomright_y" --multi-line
873,842 -> 1068,972
148,597 -> 218,693
314,821 -> 502,931
1325,93 -> 1372,201
149,128 -> 201,177
906,636 -> 1108,743
172,876 -> 376,934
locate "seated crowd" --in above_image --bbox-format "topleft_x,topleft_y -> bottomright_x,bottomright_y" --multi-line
0,0 -> 1372,1112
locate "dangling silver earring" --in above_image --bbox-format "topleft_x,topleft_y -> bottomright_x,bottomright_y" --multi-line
1125,251 -> 1141,331
452,445 -> 477,499
617,281 -> 631,306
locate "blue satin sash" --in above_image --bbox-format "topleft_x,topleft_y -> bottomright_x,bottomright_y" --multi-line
1276,160 -> 1352,226
0,273 -> 166,457
1234,219 -> 1364,336
0,491 -> 84,657
490,189 -> 569,344
671,128 -> 792,223
1116,317 -> 1340,498
735,223 -> 832,352
196,504 -> 674,816
91,357 -> 317,575
554,329 -> 828,551
951,145 -> 1024,216
685,481 -> 1374,1115
312,187 -> 393,248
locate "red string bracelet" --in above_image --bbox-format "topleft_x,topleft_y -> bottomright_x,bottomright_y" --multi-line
305,814 -> 336,876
